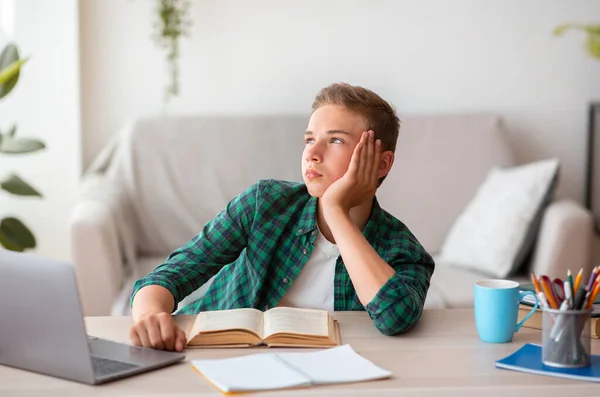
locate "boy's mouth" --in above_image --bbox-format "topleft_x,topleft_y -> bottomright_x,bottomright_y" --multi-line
305,169 -> 322,179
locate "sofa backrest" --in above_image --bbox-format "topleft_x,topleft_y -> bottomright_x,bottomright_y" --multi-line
377,114 -> 515,253
103,113 -> 515,256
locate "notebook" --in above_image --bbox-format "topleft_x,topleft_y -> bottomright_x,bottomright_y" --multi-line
496,343 -> 600,382
191,344 -> 392,393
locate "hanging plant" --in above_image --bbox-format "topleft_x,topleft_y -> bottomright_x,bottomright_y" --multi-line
152,0 -> 192,102
554,23 -> 600,60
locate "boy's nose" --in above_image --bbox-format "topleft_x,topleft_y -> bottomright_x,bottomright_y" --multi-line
305,145 -> 323,163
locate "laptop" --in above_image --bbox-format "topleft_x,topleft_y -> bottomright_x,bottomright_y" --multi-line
0,250 -> 185,385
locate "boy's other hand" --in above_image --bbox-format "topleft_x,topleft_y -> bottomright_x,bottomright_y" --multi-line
130,312 -> 187,351
322,130 -> 382,213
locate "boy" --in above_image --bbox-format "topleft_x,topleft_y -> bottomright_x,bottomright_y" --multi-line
129,83 -> 435,351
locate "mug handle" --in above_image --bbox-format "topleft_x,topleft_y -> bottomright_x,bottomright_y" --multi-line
516,291 -> 539,332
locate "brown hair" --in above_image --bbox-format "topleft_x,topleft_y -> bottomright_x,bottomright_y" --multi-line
312,82 -> 400,185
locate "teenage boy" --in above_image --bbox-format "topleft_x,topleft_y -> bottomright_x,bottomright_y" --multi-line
130,82 -> 435,351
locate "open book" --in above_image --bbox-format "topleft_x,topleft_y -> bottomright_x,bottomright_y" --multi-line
191,345 -> 392,393
183,307 -> 341,348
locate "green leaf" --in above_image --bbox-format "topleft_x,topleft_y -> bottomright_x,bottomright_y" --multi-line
0,58 -> 28,85
0,43 -> 26,100
0,216 -> 36,251
553,24 -> 572,36
554,23 -> 600,36
0,136 -> 45,154
554,23 -> 600,61
0,174 -> 42,197
586,33 -> 600,60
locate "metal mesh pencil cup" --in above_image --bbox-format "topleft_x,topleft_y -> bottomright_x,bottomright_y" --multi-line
541,307 -> 592,368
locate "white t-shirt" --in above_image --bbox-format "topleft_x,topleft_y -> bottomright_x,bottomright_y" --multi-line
277,230 -> 339,311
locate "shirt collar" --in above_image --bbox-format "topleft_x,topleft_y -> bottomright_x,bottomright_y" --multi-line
296,195 -> 384,239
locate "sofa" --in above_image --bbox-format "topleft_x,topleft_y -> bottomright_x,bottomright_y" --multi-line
69,114 -> 594,316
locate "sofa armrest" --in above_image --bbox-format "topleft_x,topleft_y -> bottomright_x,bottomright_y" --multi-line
69,174 -> 137,316
529,200 -> 594,279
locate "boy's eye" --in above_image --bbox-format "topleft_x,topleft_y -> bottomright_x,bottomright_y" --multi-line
305,138 -> 315,144
331,138 -> 343,144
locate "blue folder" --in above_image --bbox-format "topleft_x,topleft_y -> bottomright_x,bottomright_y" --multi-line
496,343 -> 600,382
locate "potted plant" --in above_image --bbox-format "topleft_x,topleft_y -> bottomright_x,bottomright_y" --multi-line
0,43 -> 45,251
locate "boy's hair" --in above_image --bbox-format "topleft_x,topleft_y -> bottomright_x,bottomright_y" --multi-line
311,82 -> 400,186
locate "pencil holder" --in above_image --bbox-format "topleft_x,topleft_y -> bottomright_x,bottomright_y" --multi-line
541,307 -> 591,368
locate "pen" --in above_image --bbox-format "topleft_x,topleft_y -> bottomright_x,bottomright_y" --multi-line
568,269 -> 574,303
551,299 -> 570,341
574,287 -> 587,310
537,291 -> 550,309
564,280 -> 573,309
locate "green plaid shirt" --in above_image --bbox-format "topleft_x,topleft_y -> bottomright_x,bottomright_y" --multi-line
131,179 -> 434,335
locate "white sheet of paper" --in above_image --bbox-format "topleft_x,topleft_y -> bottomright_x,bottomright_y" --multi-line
191,345 -> 391,393
277,344 -> 392,384
191,353 -> 311,393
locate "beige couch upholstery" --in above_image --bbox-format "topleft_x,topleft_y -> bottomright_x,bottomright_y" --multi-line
69,114 -> 594,316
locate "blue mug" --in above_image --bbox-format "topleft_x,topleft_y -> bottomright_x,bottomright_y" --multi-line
474,279 -> 538,343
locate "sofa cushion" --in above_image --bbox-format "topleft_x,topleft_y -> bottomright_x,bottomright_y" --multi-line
438,158 -> 559,279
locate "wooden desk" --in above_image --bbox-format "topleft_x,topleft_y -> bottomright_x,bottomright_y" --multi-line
3,309 -> 600,396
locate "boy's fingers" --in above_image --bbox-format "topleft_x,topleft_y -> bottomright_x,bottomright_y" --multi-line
129,326 -> 143,347
158,319 -> 176,351
145,317 -> 166,350
175,328 -> 187,352
373,139 -> 383,182
364,130 -> 375,180
359,131 -> 369,179
133,324 -> 151,348
348,135 -> 363,175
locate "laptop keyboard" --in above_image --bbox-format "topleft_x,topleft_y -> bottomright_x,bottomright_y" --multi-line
91,355 -> 139,376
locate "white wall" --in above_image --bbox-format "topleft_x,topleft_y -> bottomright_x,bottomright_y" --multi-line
0,0 -> 81,260
80,0 -> 600,205
0,1 -> 593,268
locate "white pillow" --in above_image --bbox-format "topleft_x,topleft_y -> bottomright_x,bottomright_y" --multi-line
439,158 -> 559,278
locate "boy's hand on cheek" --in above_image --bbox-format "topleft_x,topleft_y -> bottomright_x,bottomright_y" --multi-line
321,130 -> 382,214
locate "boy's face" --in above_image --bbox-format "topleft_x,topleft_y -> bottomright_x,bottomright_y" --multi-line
302,104 -> 368,197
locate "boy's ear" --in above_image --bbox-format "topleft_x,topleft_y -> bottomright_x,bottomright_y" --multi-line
377,151 -> 395,179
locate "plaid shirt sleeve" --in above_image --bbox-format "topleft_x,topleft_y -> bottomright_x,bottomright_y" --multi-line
364,236 -> 435,336
129,182 -> 258,308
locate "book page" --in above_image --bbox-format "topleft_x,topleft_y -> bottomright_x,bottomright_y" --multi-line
191,308 -> 264,337
263,307 -> 328,338
276,345 -> 392,384
191,354 -> 311,393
